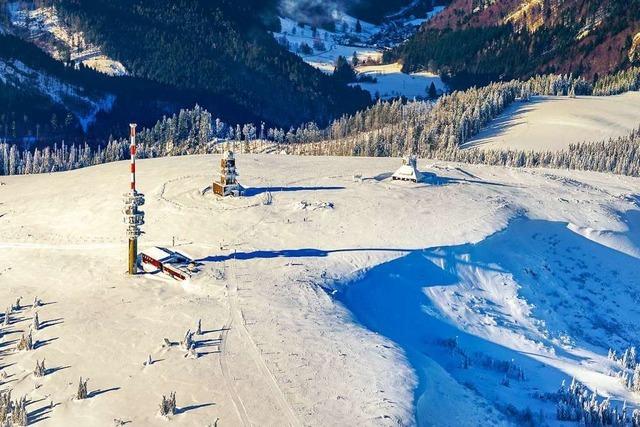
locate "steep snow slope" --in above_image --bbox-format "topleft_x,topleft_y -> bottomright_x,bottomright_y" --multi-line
6,2 -> 127,76
0,58 -> 115,131
464,93 -> 640,152
0,155 -> 639,425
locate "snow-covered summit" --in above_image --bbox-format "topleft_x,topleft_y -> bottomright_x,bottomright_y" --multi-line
1,154 -> 639,425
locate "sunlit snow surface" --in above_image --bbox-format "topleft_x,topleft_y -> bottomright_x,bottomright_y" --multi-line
1,154 -> 639,425
465,93 -> 640,152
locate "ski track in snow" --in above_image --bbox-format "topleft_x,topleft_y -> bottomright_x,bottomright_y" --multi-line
219,271 -> 252,426
227,258 -> 300,426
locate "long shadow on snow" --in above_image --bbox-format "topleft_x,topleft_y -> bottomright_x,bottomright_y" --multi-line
197,248 -> 411,263
334,217 -> 640,425
243,186 -> 345,196
198,247 -> 508,269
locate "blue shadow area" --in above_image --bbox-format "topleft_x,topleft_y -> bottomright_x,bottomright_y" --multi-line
243,186 -> 345,196
333,217 -> 640,425
196,247 -> 414,263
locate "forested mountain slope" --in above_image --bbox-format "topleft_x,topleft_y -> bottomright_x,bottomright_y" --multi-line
389,0 -> 640,88
0,33 -> 260,145
53,0 -> 370,128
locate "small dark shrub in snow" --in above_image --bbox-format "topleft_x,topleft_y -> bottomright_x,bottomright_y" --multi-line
32,313 -> 39,331
11,396 -> 28,426
184,347 -> 198,359
16,332 -> 33,351
76,377 -> 89,400
298,42 -> 312,55
180,330 -> 194,351
33,360 -> 46,378
478,354 -> 526,381
0,390 -> 12,423
502,404 -> 540,427
0,393 -> 28,426
144,355 -> 153,366
159,392 -> 177,417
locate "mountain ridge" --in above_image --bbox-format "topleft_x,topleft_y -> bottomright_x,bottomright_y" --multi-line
390,0 -> 640,87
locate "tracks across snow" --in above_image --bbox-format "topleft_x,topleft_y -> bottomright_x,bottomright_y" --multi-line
217,257 -> 300,426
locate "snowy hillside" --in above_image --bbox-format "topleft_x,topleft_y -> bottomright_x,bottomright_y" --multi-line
0,58 -> 115,132
5,2 -> 127,76
1,154 -> 639,425
273,9 -> 447,100
352,63 -> 446,100
465,92 -> 640,152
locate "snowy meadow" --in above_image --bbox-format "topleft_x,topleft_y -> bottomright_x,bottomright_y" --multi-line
0,154 -> 639,425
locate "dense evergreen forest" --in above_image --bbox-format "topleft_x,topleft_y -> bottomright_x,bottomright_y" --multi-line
53,0 -> 370,128
0,33 -> 260,146
346,0 -> 413,23
388,0 -> 640,89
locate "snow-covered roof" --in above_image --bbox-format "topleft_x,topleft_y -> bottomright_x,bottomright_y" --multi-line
392,164 -> 422,182
392,156 -> 422,182
141,246 -> 174,263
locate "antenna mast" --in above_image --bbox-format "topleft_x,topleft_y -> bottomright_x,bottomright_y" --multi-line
123,124 -> 145,274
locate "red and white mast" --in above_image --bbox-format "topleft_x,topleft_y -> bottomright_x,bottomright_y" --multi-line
130,124 -> 137,191
123,123 -> 145,275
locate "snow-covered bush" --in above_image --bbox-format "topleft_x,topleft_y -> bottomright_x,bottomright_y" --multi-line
16,332 -> 33,351
0,390 -> 12,424
555,378 -> 640,426
76,377 -> 89,400
11,396 -> 27,426
180,329 -> 194,351
609,347 -> 638,370
33,360 -> 46,378
32,313 -> 39,331
0,392 -> 28,426
159,392 -> 177,417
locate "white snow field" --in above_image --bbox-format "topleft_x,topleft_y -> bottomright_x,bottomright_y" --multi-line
352,63 -> 447,100
273,17 -> 446,100
274,16 -> 382,74
465,92 -> 640,152
1,154 -> 639,426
